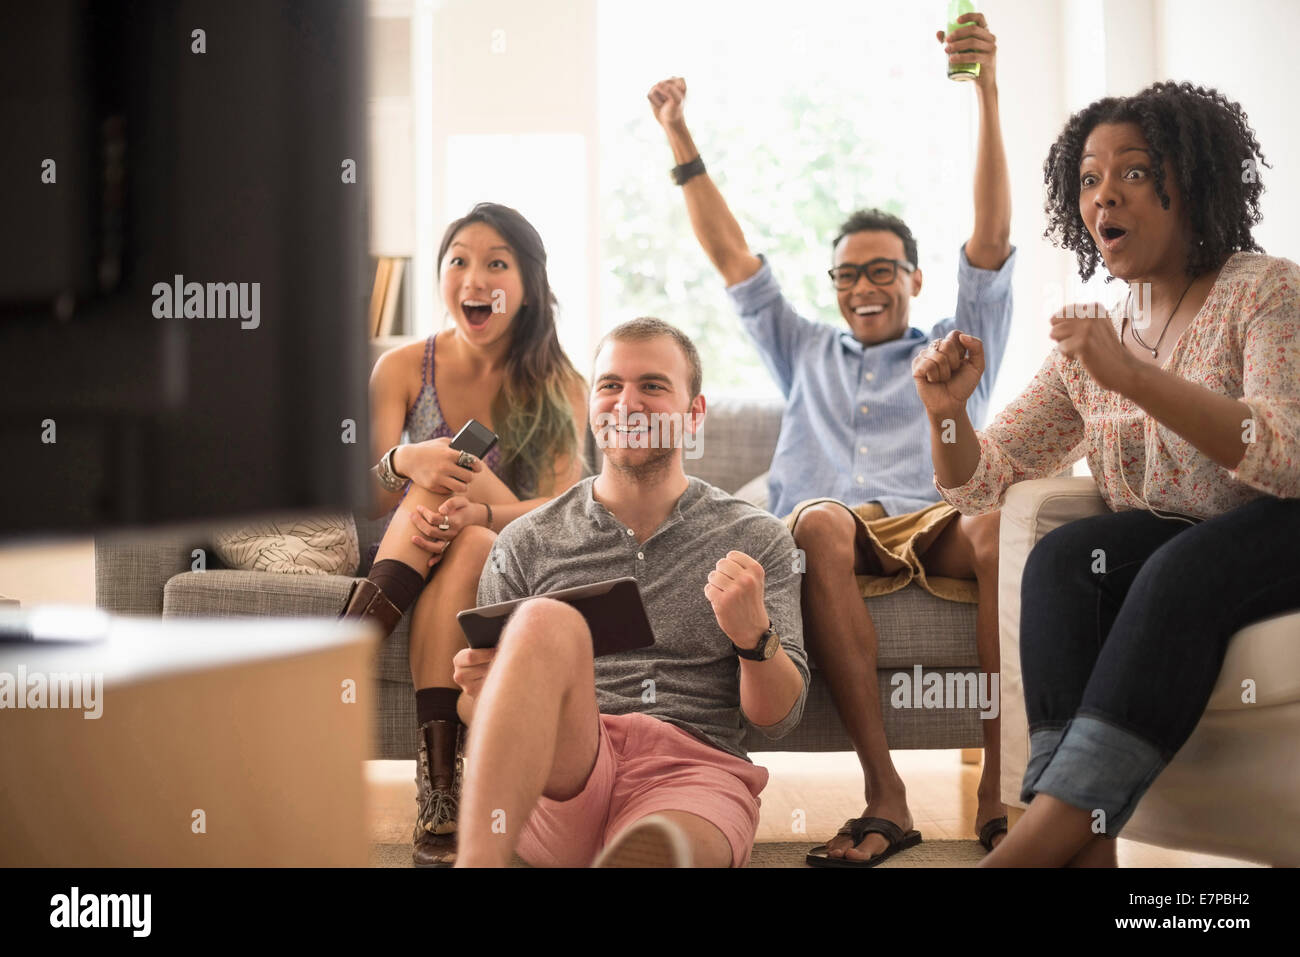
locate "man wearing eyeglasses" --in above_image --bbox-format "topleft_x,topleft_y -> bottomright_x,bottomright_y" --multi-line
648,12 -> 1014,867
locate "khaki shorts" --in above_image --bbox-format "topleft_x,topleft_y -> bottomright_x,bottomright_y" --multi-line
784,498 -> 978,604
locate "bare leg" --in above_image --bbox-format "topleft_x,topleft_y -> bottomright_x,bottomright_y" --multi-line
375,467 -> 517,578
979,793 -> 1097,867
922,511 -> 1006,848
374,483 -> 457,577
455,598 -> 601,868
793,504 -> 911,862
1066,835 -> 1118,868
407,525 -> 496,689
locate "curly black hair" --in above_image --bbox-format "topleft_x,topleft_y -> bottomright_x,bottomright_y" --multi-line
1043,81 -> 1268,281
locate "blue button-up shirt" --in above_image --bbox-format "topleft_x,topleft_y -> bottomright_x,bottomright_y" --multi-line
726,244 -> 1016,517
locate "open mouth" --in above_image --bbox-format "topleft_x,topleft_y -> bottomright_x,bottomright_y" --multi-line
462,300 -> 492,327
853,304 -> 886,317
1099,225 -> 1129,248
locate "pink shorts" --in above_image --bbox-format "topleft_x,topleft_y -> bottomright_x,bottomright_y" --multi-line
515,712 -> 769,868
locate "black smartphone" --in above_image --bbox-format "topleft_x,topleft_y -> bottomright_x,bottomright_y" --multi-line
450,419 -> 498,460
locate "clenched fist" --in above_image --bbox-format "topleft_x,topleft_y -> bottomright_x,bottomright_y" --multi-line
704,550 -> 769,649
1050,303 -> 1140,395
911,330 -> 986,417
647,76 -> 687,130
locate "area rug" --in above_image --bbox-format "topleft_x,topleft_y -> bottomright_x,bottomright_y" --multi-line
369,839 -> 985,868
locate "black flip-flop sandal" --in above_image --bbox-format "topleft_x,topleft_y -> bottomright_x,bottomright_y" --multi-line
978,816 -> 1008,853
806,816 -> 922,868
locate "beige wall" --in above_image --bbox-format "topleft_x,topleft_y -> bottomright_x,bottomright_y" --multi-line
428,0 -> 600,351
369,0 -> 601,349
1159,0 -> 1300,260
983,0 -> 1077,415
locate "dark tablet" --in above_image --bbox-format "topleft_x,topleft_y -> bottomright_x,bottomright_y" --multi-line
456,577 -> 655,657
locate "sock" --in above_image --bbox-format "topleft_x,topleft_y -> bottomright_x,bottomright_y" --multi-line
368,559 -> 426,614
416,686 -> 463,726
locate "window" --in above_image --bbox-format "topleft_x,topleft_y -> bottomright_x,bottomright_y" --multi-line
598,0 -> 977,396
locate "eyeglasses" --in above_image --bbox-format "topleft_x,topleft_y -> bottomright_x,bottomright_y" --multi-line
828,259 -> 915,289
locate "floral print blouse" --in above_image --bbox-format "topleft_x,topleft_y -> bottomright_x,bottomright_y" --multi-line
937,252 -> 1300,520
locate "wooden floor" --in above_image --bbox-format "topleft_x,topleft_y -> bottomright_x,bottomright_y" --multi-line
367,750 -> 1261,867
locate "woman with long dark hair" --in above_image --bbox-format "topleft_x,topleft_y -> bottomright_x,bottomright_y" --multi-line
340,203 -> 587,866
914,82 -> 1300,866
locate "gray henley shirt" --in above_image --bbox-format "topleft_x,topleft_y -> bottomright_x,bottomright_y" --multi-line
476,475 -> 809,761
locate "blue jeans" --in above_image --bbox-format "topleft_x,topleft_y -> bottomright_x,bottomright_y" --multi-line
1018,496 -> 1300,835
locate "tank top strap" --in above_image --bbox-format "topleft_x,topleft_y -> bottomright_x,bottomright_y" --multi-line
422,334 -> 436,388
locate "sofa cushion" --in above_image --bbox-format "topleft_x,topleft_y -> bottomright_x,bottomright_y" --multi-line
163,570 -> 357,618
162,570 -> 415,687
745,669 -> 986,752
868,587 -> 979,668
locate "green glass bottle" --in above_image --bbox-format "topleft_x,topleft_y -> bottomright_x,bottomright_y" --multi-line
947,0 -> 980,81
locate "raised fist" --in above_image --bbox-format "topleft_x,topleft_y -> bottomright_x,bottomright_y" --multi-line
911,330 -> 986,417
647,76 -> 687,129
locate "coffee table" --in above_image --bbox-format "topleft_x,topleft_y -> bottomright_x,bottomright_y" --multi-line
0,609 -> 376,866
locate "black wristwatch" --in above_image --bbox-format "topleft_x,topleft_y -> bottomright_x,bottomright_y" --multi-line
671,155 -> 706,186
733,622 -> 780,661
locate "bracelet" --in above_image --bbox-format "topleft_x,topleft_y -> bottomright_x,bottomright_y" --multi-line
375,446 -> 407,492
388,445 -> 408,479
483,503 -> 494,532
671,155 -> 706,186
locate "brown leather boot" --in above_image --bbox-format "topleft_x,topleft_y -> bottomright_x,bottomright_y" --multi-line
337,579 -> 403,641
413,719 -> 463,867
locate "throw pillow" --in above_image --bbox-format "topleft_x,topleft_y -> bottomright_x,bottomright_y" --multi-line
212,514 -> 360,577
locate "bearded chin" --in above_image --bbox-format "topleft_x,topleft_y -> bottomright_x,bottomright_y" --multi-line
607,443 -> 677,483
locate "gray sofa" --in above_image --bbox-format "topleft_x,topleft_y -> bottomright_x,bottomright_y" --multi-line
96,398 -> 984,760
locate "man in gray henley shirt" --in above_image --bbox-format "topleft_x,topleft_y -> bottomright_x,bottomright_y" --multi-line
451,318 -> 808,868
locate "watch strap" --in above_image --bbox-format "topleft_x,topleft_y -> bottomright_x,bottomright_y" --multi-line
734,622 -> 777,661
671,155 -> 706,186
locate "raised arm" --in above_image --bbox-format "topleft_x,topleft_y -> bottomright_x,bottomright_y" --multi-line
939,12 -> 1011,270
648,77 -> 762,287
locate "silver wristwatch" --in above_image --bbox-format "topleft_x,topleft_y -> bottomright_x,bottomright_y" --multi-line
376,445 -> 408,492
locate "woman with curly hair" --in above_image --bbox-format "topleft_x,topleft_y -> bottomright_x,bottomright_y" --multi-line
341,203 -> 588,866
912,82 -> 1300,866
